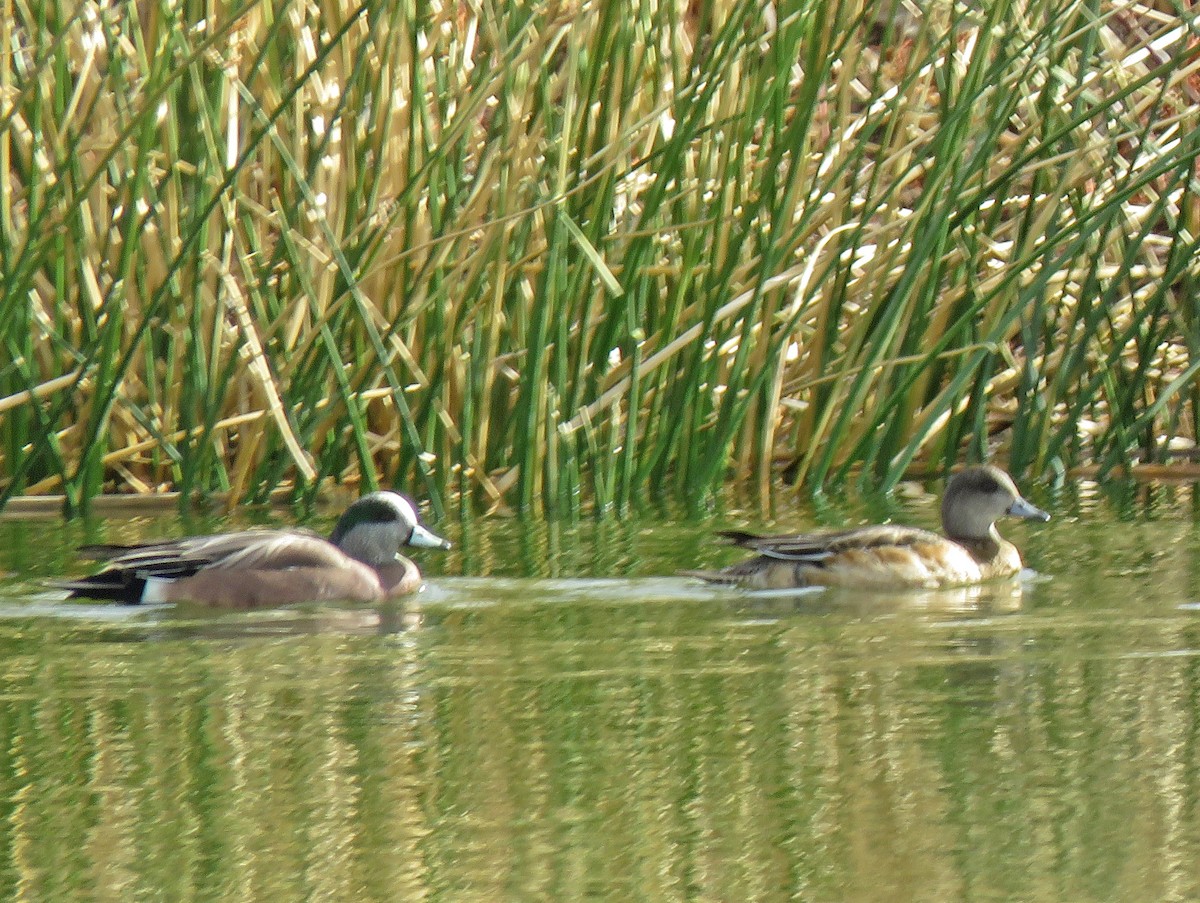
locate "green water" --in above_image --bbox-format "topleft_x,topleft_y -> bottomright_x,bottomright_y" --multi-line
1,480 -> 1199,901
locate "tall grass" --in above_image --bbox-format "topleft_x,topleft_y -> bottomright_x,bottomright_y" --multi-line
0,0 -> 1197,515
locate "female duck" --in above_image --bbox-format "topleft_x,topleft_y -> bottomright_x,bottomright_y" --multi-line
56,491 -> 451,607
686,465 -> 1049,590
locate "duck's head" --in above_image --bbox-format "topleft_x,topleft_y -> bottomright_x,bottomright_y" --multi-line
330,491 -> 452,567
941,465 -> 1050,541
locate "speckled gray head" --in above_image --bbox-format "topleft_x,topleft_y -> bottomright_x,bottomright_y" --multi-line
330,491 -> 451,567
941,465 -> 1050,540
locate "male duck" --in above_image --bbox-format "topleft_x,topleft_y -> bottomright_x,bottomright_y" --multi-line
686,465 -> 1049,590
56,491 -> 451,607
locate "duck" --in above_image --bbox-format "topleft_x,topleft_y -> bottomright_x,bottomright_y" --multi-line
54,491 -> 452,607
684,465 -> 1050,590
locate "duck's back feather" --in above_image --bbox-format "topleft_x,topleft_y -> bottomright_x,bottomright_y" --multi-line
720,525 -> 946,559
689,525 -> 1015,589
77,530 -> 351,574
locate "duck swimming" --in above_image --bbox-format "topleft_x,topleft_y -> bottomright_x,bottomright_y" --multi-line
685,465 -> 1049,590
55,491 -> 451,607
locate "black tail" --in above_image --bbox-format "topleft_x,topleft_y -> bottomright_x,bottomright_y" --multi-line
48,573 -> 147,604
717,530 -> 765,547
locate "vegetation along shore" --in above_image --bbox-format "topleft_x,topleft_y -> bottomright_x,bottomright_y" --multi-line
1,0 -> 1198,516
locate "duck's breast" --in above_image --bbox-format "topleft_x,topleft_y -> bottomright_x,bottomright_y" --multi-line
376,559 -> 424,597
972,540 -> 1024,581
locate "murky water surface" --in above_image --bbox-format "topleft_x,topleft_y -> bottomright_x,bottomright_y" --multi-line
1,479 -> 1199,901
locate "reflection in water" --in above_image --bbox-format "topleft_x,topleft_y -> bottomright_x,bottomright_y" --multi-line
0,485 -> 1198,899
0,585 -> 1198,900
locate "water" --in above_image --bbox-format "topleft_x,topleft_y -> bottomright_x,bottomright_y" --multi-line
1,480 -> 1199,901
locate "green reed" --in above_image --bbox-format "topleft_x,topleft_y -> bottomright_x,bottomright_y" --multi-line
0,0 -> 1197,516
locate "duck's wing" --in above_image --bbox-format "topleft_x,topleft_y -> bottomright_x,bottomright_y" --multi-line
685,524 -> 977,589
51,538 -> 216,601
73,538 -> 228,579
74,529 -> 344,577
55,530 -> 355,603
197,531 -> 354,571
719,525 -> 943,561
